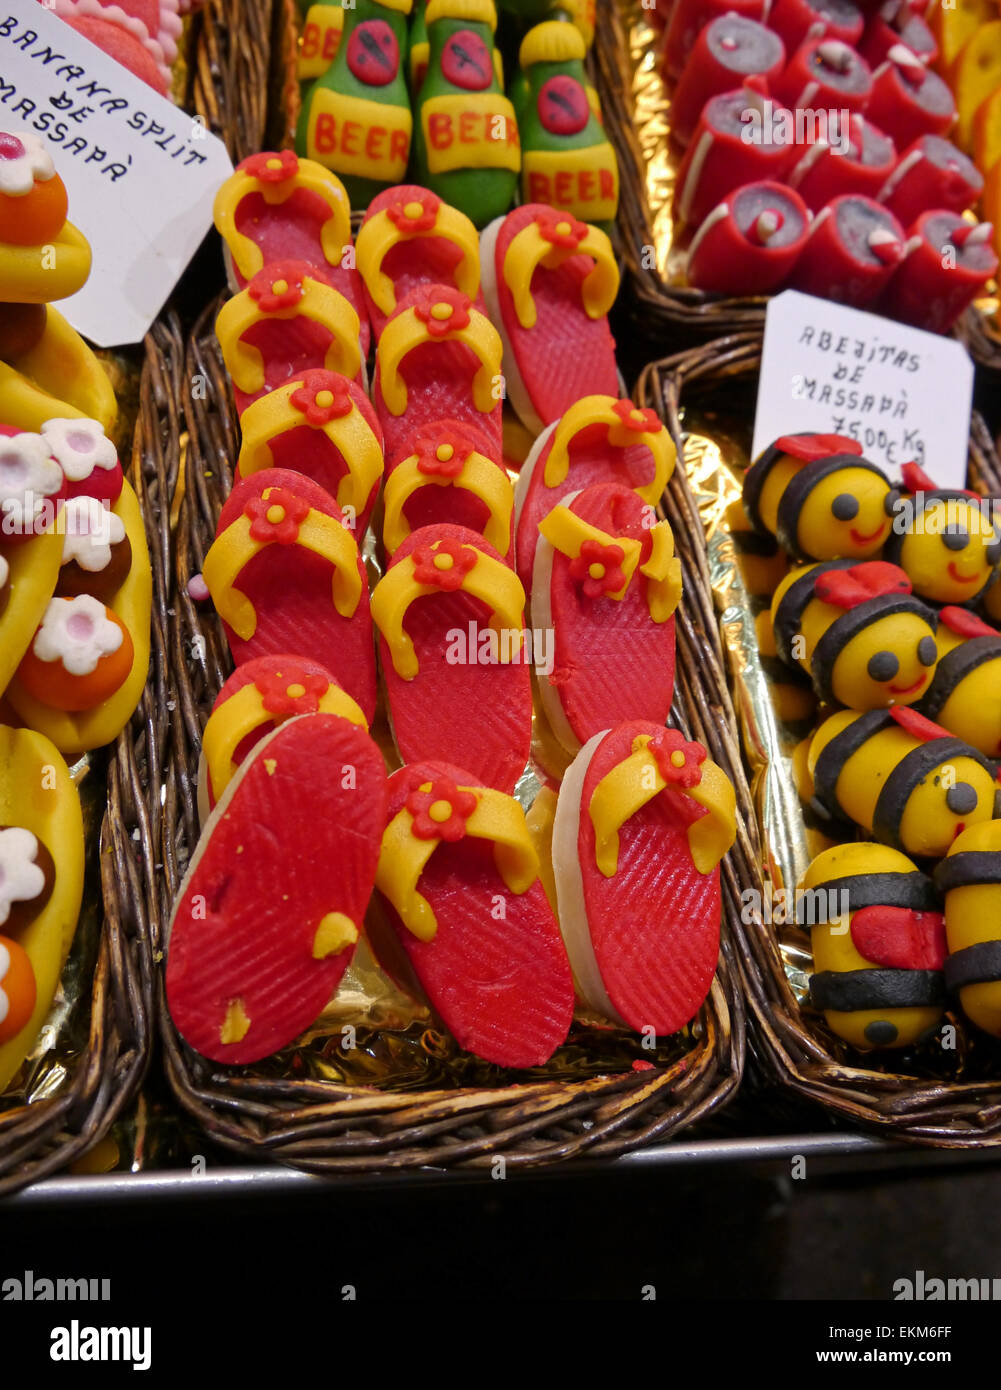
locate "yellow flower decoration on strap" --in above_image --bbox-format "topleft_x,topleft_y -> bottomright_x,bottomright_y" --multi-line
376,777 -> 539,942
542,396 -> 676,498
202,486 -> 363,641
589,733 -> 736,879
356,197 -> 481,317
376,287 -> 502,417
371,536 -> 526,679
215,269 -> 362,399
212,155 -> 353,284
502,211 -> 618,330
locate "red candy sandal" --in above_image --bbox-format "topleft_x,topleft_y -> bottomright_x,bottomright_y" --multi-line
552,722 -> 736,1035
481,204 -> 619,436
381,418 -> 514,560
236,369 -> 384,537
166,713 -> 388,1064
513,394 -> 675,589
372,283 -> 503,469
369,760 -> 575,1068
531,483 -> 682,755
355,184 -> 482,341
202,468 -> 376,722
370,524 -> 532,792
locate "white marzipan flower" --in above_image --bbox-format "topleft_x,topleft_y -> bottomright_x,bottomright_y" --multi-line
41,418 -> 119,483
61,496 -> 124,572
0,827 -> 45,929
0,130 -> 55,195
33,594 -> 123,676
0,435 -> 63,529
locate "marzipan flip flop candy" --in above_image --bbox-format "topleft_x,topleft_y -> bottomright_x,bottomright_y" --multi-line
236,369 -> 385,538
531,483 -> 681,755
355,184 -> 482,340
371,523 -> 532,791
202,469 -> 376,722
552,722 -> 736,1036
369,759 -> 575,1067
513,394 -> 674,589
481,202 -> 619,435
0,726 -> 85,1091
373,282 -> 503,467
212,151 -> 370,355
196,654 -> 367,821
166,713 -> 389,1065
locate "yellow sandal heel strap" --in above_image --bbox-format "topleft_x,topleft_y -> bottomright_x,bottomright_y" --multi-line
376,784 -> 539,942
203,679 -> 367,804
356,202 -> 481,318
237,379 -> 384,519
640,520 -> 683,624
503,218 -> 618,331
203,495 -> 363,641
589,734 -> 736,879
542,395 -> 675,496
213,159 -> 352,283
376,298 -> 502,416
215,275 -> 362,398
382,447 -> 513,555
371,537 -> 525,679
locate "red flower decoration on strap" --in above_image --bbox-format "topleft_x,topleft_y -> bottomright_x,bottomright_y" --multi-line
536,207 -> 588,251
290,370 -> 354,426
612,399 -> 661,435
407,777 -> 478,843
413,285 -> 471,337
569,539 -> 626,598
240,150 -> 299,184
412,537 -> 478,590
414,429 -> 469,478
387,191 -> 441,235
814,561 -> 911,610
244,488 -> 311,545
247,260 -> 310,312
648,729 -> 707,789
257,666 -> 330,716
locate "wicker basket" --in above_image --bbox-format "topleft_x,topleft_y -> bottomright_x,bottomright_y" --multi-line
147,299 -> 756,1174
593,0 -> 1001,373
638,333 -> 1001,1147
0,320 -> 185,1196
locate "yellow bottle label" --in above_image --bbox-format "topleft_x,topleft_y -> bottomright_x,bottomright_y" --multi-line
306,87 -> 412,182
522,144 -> 619,222
297,4 -> 345,81
421,92 -> 521,176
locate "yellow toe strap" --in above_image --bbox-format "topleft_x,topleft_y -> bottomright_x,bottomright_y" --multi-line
538,504 -> 641,599
215,274 -> 362,399
503,217 -> 618,331
356,201 -> 481,318
542,395 -> 676,497
382,446 -> 513,556
236,376 -> 384,519
203,678 -> 367,804
371,536 -> 526,680
539,504 -> 679,621
376,297 -> 502,416
203,487 -> 362,641
212,156 -> 352,283
376,782 -> 539,942
589,734 -> 736,879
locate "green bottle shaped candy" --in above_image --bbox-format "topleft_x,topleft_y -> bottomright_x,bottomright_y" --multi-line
515,20 -> 618,226
498,0 -> 595,49
413,0 -> 520,228
408,0 -> 429,93
297,0 -> 414,207
298,1 -> 346,85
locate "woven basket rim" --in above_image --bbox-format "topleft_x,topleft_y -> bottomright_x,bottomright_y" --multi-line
639,332 -> 1001,1147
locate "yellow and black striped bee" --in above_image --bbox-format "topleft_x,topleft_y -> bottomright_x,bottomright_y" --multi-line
937,820 -> 1001,1039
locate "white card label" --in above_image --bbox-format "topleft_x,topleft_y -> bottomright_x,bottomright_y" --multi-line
0,0 -> 233,346
753,290 -> 974,490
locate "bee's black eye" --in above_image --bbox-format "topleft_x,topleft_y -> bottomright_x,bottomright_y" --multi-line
918,637 -> 938,666
867,651 -> 899,682
832,493 -> 859,521
946,783 -> 978,815
943,525 -> 969,552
